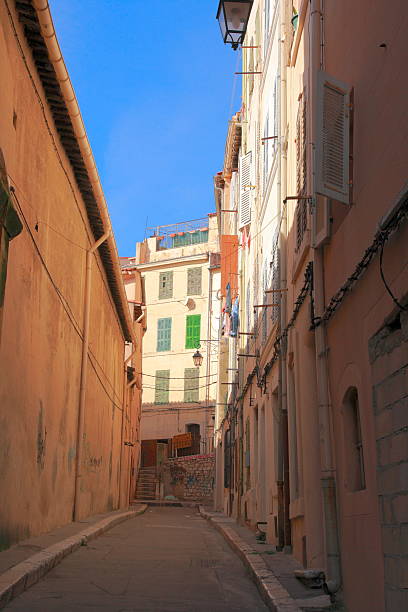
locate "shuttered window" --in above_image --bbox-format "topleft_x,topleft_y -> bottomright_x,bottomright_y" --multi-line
184,368 -> 199,402
239,151 -> 252,228
157,317 -> 171,351
316,71 -> 350,204
185,314 -> 201,349
158,271 -> 173,299
187,268 -> 202,295
154,370 -> 170,404
296,92 -> 308,250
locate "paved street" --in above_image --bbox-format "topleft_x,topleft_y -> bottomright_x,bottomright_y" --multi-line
5,507 -> 268,611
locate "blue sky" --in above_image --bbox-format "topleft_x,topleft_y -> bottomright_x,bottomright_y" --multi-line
50,0 -> 241,255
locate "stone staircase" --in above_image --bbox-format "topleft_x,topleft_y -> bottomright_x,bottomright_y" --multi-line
135,466 -> 158,501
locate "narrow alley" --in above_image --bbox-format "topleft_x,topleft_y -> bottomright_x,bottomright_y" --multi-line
4,508 -> 268,612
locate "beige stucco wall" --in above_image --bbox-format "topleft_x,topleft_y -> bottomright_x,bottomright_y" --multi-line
135,216 -> 220,449
0,2 -> 140,549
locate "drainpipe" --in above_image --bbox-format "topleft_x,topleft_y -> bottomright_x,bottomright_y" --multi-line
310,0 -> 341,597
205,258 -> 213,453
73,231 -> 111,521
278,0 -> 290,551
118,347 -> 137,507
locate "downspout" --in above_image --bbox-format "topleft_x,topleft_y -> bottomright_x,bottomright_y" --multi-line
310,0 -> 341,597
118,347 -> 137,507
279,0 -> 290,552
205,259 -> 213,453
73,230 -> 111,521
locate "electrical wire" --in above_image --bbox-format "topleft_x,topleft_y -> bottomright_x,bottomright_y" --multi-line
7,173 -> 87,251
379,241 -> 407,312
143,380 -> 218,392
11,190 -> 126,412
138,371 -> 217,380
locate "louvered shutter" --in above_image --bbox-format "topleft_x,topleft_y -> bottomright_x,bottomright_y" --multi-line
184,368 -> 199,402
158,271 -> 173,299
187,268 -> 202,295
157,317 -> 171,351
239,151 -> 252,228
315,71 -> 350,204
154,370 -> 170,404
185,314 -> 201,349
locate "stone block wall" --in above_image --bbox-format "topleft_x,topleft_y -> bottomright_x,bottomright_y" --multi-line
160,454 -> 215,501
369,309 -> 408,611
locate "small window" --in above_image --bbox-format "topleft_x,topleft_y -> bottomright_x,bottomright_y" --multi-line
186,423 -> 200,435
185,314 -> 201,349
187,268 -> 202,295
154,370 -> 170,404
184,368 -> 199,402
157,317 -> 172,351
343,387 -> 366,491
158,271 -> 173,299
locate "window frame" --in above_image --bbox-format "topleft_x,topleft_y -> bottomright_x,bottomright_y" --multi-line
157,317 -> 172,352
185,314 -> 201,349
184,368 -> 199,402
158,270 -> 173,300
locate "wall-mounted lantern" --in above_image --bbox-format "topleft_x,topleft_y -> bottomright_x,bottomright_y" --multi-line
216,1 -> 253,50
192,349 -> 204,367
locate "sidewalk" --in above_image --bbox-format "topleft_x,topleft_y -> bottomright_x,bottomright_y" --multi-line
0,504 -> 147,609
199,507 -> 337,612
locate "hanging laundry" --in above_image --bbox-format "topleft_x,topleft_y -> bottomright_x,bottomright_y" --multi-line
230,296 -> 240,337
225,282 -> 232,314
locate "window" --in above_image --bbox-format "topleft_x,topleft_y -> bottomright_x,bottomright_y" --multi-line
154,370 -> 170,404
316,71 -> 351,204
186,423 -> 200,435
157,317 -> 171,351
185,314 -> 201,349
239,151 -> 252,228
343,387 -> 366,491
296,92 -> 308,250
187,268 -> 202,295
158,271 -> 173,299
184,368 -> 199,402
224,429 -> 232,488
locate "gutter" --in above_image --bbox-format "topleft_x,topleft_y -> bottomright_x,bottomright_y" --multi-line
30,0 -> 135,345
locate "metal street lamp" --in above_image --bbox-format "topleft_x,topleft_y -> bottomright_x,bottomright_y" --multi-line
192,350 -> 204,367
216,1 -> 253,50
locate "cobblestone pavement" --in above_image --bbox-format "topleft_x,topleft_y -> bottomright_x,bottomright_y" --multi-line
5,506 -> 268,611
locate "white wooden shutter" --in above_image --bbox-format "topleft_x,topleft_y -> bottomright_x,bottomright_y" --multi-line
315,71 -> 350,204
239,151 -> 252,228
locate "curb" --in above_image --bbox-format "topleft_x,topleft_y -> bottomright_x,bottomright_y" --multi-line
199,506 -> 302,612
0,505 -> 147,609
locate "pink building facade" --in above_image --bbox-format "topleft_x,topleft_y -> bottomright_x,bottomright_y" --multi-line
214,1 -> 408,610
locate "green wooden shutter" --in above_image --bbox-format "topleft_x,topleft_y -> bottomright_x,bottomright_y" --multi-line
185,314 -> 201,349
154,370 -> 170,404
158,271 -> 173,299
184,368 -> 199,402
157,317 -> 172,351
